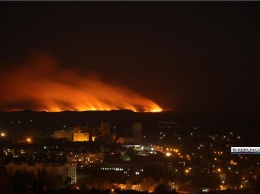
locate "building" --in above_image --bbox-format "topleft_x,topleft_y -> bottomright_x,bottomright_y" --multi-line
100,121 -> 110,135
132,122 -> 142,144
117,137 -> 140,147
73,126 -> 89,141
116,123 -> 142,146
44,164 -> 76,185
100,163 -> 144,177
54,130 -> 72,141
73,129 -> 89,142
66,153 -> 104,168
72,126 -> 97,142
5,162 -> 77,186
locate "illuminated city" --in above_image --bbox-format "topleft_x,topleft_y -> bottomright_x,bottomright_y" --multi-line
0,2 -> 259,194
0,111 -> 259,194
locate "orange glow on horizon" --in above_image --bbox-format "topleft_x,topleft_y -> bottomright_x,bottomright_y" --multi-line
150,109 -> 163,112
0,53 -> 162,112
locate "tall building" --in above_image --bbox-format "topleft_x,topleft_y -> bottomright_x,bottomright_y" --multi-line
54,130 -> 72,141
100,121 -> 110,135
132,122 -> 142,144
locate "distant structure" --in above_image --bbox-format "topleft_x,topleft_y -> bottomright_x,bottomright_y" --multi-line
5,162 -> 77,187
100,121 -> 110,135
73,126 -> 89,142
73,126 -> 96,142
53,125 -> 98,142
66,153 -> 104,168
117,137 -> 140,147
54,130 -> 72,141
116,122 -> 142,146
133,122 -> 142,144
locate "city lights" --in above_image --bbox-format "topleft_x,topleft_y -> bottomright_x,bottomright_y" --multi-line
165,152 -> 172,157
0,113 -> 257,193
0,3 -> 258,194
185,169 -> 190,174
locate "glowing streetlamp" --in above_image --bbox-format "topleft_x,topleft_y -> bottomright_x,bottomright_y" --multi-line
185,169 -> 190,174
166,152 -> 172,157
1,133 -> 5,137
26,138 -> 31,143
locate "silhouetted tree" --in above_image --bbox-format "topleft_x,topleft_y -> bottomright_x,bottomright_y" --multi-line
64,176 -> 72,188
0,159 -> 13,194
154,184 -> 171,194
193,173 -> 221,190
33,180 -> 44,194
226,172 -> 241,189
125,179 -> 133,190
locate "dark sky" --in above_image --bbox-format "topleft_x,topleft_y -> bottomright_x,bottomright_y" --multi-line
1,2 -> 260,113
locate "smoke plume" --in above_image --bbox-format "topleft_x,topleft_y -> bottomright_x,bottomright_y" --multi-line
0,53 -> 162,112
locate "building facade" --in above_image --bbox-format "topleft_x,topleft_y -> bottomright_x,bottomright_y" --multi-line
5,162 -> 77,186
54,130 -> 73,141
66,153 -> 104,168
73,130 -> 89,142
100,121 -> 110,135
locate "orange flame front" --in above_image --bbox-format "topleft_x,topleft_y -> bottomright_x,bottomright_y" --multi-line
0,53 -> 162,112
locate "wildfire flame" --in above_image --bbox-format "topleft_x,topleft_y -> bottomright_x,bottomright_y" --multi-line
0,53 -> 162,112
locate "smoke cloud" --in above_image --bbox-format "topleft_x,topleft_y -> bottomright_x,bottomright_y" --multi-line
0,53 -> 162,112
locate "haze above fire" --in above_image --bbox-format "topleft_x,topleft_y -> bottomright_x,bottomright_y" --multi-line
0,53 -> 162,112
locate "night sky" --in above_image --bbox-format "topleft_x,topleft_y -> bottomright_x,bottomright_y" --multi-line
1,2 -> 260,113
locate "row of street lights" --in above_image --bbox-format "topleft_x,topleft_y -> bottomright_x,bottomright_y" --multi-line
1,132 -> 31,143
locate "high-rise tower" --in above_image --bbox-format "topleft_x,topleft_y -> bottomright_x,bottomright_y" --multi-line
100,121 -> 110,136
132,122 -> 142,144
